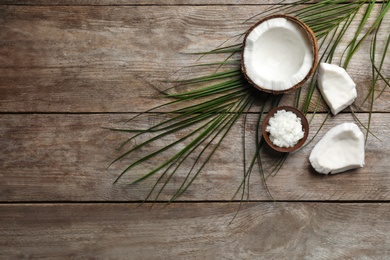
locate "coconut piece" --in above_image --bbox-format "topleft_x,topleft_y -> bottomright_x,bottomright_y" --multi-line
242,15 -> 318,94
309,123 -> 365,174
317,63 -> 357,115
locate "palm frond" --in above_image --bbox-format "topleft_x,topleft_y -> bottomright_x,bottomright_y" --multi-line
109,0 -> 390,205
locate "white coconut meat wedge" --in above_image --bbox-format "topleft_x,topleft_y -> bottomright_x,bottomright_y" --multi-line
318,63 -> 357,115
309,123 -> 365,174
242,15 -> 318,94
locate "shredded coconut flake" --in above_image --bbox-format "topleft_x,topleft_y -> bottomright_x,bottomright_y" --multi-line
266,109 -> 304,148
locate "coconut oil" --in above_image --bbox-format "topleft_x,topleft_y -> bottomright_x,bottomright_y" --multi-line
265,109 -> 304,148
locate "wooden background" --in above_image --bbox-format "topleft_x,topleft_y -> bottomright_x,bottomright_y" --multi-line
1,1 -> 390,259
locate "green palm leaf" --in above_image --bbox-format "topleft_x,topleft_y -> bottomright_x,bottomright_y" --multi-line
109,0 -> 390,203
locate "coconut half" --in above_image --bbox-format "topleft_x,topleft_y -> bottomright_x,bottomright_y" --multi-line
242,15 -> 318,94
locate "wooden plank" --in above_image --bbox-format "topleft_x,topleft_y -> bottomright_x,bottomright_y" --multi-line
0,0 -> 311,6
1,202 -> 390,259
0,5 -> 388,113
1,113 -> 389,202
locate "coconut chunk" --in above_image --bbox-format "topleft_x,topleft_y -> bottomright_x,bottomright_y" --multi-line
317,63 -> 357,115
309,123 -> 365,174
241,15 -> 317,94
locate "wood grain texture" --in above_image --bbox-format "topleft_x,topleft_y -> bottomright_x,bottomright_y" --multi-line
1,113 -> 389,202
0,5 -> 388,113
1,1 -> 390,258
1,202 -> 390,259
0,0 -> 310,5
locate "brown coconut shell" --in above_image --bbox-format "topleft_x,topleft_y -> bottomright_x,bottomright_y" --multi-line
261,106 -> 309,153
241,14 -> 318,95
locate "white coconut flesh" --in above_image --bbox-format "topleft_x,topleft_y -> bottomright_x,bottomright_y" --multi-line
309,123 -> 365,174
317,62 -> 357,115
243,17 -> 314,92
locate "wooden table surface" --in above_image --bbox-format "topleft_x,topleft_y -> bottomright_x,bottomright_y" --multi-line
1,1 -> 390,259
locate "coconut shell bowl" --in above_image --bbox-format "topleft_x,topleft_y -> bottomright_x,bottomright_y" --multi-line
261,106 -> 309,153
